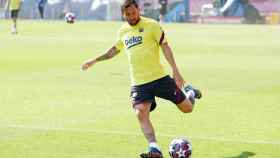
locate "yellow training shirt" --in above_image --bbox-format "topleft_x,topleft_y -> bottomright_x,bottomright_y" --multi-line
9,0 -> 21,10
115,17 -> 167,86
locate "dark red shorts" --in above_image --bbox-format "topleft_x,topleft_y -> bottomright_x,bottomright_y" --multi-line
130,75 -> 186,111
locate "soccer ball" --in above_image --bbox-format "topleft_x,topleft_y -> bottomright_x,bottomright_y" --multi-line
65,12 -> 75,24
169,137 -> 192,158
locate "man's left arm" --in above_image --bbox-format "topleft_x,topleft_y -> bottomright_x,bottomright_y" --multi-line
5,0 -> 9,11
161,42 -> 185,88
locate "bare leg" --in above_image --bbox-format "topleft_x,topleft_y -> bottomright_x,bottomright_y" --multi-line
177,84 -> 202,113
134,102 -> 156,143
135,102 -> 163,157
177,98 -> 194,113
11,17 -> 17,34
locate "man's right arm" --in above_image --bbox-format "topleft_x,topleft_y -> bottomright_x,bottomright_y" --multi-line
81,46 -> 120,71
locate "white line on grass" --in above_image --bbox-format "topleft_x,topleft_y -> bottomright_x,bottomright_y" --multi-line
1,124 -> 280,145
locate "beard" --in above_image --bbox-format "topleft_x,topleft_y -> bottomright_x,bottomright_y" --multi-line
127,17 -> 140,26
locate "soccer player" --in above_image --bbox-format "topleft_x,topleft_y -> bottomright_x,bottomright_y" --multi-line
81,0 -> 202,157
158,0 -> 168,23
5,0 -> 23,34
37,0 -> 47,19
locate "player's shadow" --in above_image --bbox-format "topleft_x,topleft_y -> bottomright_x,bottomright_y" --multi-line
224,151 -> 256,158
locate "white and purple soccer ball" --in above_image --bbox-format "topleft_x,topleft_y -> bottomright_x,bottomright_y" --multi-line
65,12 -> 75,24
169,137 -> 192,158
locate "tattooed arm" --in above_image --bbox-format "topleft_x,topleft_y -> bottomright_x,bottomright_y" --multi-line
81,46 -> 120,71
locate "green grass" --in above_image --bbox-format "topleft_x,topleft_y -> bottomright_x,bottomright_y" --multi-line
0,20 -> 280,158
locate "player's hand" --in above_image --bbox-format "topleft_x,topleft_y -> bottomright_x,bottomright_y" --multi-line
81,59 -> 96,71
173,70 -> 185,89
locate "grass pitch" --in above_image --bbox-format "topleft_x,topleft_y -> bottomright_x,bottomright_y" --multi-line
0,20 -> 280,158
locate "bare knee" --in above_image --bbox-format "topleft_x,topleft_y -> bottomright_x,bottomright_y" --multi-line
181,106 -> 193,113
135,107 -> 147,120
134,103 -> 151,121
177,99 -> 194,113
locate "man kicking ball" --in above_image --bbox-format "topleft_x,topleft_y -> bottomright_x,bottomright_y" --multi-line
81,0 -> 202,157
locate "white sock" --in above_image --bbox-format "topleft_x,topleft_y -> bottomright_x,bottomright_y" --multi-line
149,142 -> 161,151
11,25 -> 17,33
186,89 -> 195,99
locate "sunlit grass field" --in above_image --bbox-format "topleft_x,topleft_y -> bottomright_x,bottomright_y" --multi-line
0,20 -> 279,158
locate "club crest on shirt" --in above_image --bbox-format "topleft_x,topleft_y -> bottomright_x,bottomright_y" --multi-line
139,28 -> 144,32
124,36 -> 143,49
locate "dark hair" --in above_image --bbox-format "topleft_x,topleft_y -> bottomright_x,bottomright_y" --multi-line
121,0 -> 139,14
